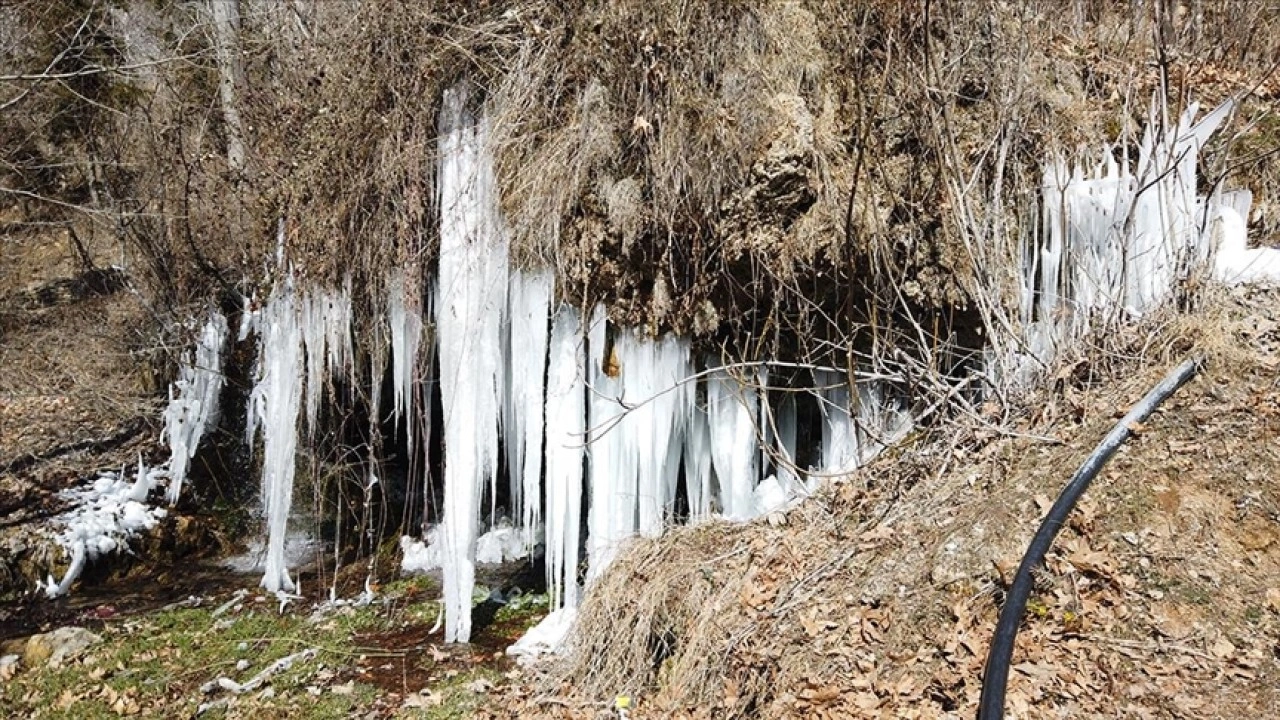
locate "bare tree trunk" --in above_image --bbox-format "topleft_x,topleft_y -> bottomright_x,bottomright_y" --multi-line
211,0 -> 246,173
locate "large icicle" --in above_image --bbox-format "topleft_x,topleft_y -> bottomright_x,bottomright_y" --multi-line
163,310 -> 228,504
544,306 -> 585,610
247,284 -> 305,593
707,363 -> 761,520
505,269 -> 553,548
435,84 -> 509,643
585,305 -> 626,581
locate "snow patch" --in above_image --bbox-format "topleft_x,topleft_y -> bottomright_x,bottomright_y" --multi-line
506,608 -> 577,666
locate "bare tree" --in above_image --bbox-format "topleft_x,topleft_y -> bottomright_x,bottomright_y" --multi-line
211,0 -> 246,173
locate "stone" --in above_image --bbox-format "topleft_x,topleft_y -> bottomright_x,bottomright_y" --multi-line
21,626 -> 101,667
0,654 -> 19,681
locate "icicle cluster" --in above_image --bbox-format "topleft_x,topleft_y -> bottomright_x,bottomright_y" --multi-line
388,269 -> 424,447
394,83 -> 917,643
244,275 -> 352,594
163,311 -> 229,504
42,459 -> 168,597
1020,100 -> 1254,371
435,84 -> 510,643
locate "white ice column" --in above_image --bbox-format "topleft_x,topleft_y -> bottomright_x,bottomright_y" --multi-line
435,84 -> 510,643
544,306 -> 585,610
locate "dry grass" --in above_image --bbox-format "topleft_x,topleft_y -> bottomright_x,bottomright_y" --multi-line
504,286 -> 1280,719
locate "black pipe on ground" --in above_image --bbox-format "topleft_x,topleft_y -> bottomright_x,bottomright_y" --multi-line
977,355 -> 1204,720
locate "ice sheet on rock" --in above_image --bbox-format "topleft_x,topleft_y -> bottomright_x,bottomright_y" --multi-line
504,269 -> 553,548
163,311 -> 228,504
435,83 -> 509,643
544,306 -> 585,609
41,461 -> 169,598
222,531 -> 323,576
505,608 -> 576,666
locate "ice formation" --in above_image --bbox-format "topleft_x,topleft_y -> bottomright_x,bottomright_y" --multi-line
48,309 -> 229,597
505,607 -> 577,666
475,520 -> 531,565
163,311 -> 228,504
584,317 -> 700,582
399,529 -> 442,574
435,83 -> 509,643
1021,100 -> 1240,369
388,269 -> 424,446
504,269 -> 553,547
246,284 -> 305,593
707,365 -> 762,519
243,272 -> 352,593
41,460 -> 168,597
1213,190 -> 1280,284
544,306 -> 585,609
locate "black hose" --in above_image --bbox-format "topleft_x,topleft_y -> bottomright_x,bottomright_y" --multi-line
977,355 -> 1204,720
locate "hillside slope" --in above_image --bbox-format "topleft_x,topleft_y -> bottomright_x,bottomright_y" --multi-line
504,287 -> 1280,719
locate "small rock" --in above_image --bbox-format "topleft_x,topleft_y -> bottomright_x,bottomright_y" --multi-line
0,654 -> 20,681
235,659 -> 250,671
330,680 -> 355,695
22,626 -> 101,667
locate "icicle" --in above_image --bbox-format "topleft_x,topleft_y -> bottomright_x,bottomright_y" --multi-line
774,391 -> 799,492
707,363 -> 761,520
544,306 -> 585,610
435,83 -> 509,643
682,390 -> 713,520
388,269 -> 424,447
247,283 -> 304,593
505,269 -> 553,549
814,369 -> 855,474
163,311 -> 228,504
585,305 -> 624,581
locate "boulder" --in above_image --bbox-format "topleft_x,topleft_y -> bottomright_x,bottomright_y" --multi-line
21,626 -> 101,667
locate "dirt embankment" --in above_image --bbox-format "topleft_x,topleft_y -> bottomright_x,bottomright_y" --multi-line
495,287 -> 1280,719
